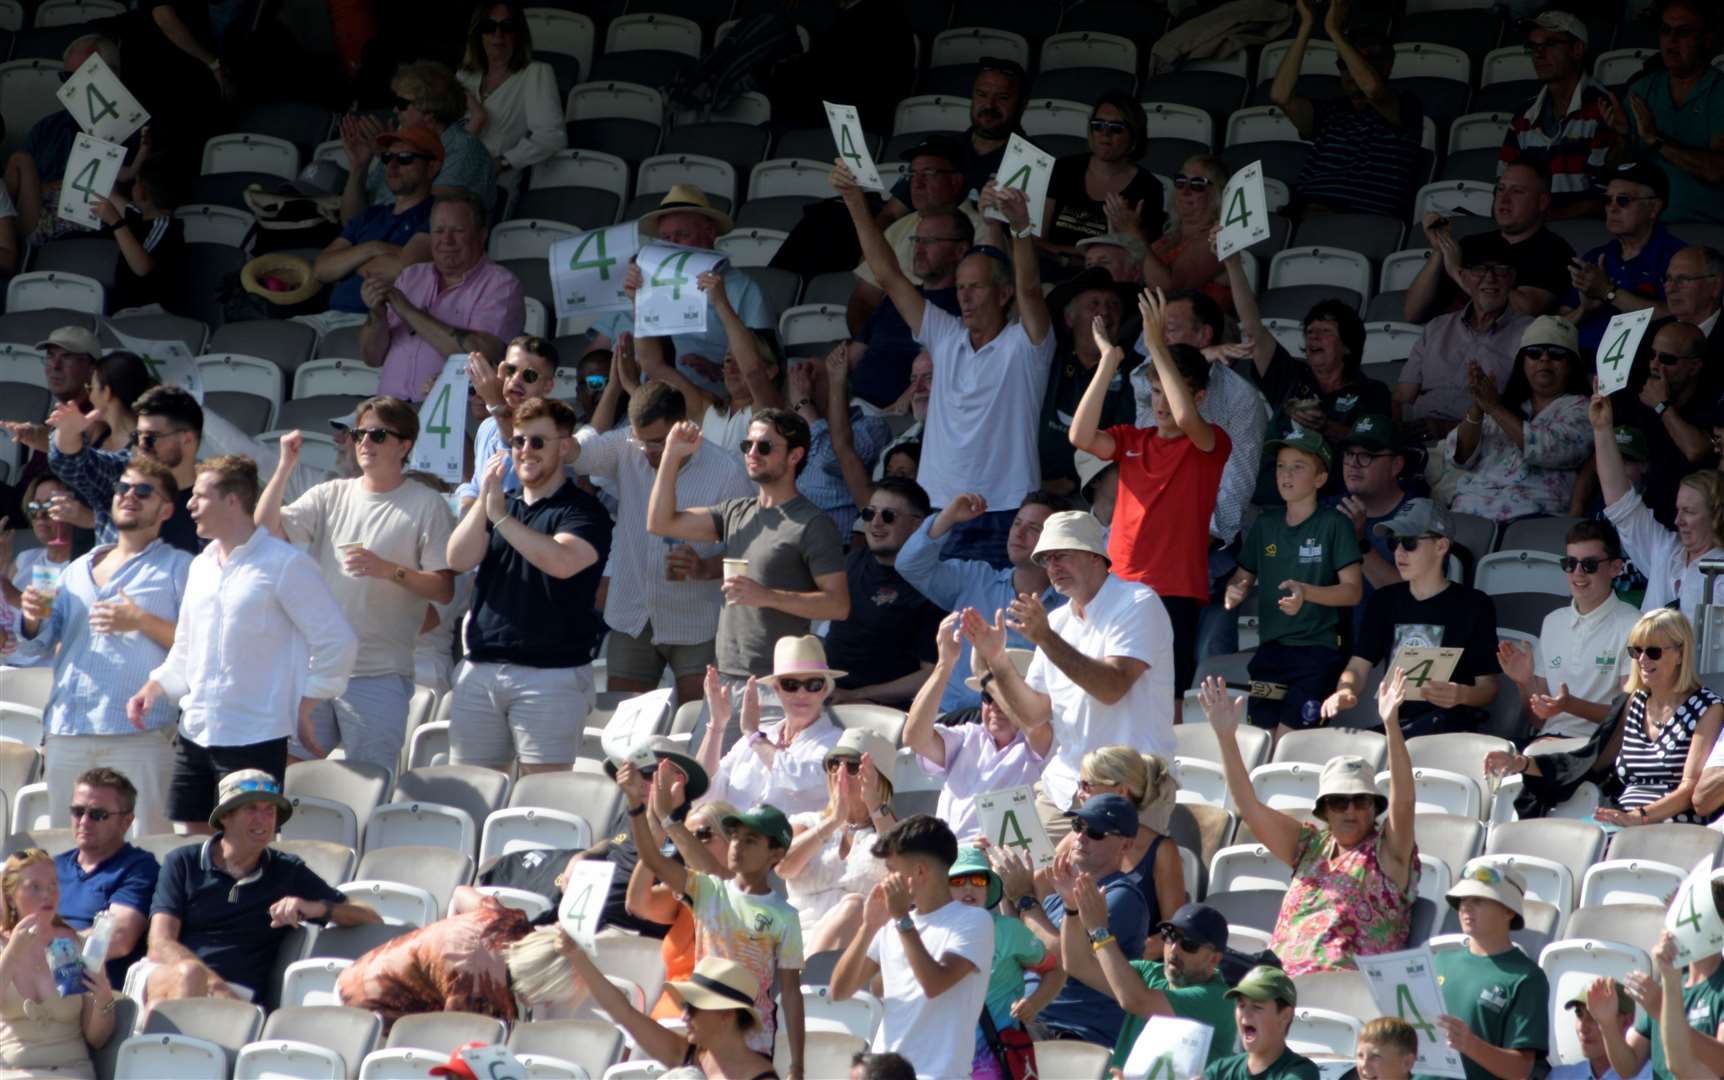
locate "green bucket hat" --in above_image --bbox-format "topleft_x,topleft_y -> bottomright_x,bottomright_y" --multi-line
1225,965 -> 1297,1007
721,804 -> 793,849
949,845 -> 1002,909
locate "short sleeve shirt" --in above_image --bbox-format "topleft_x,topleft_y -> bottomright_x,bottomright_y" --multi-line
329,200 -> 433,312
1238,506 -> 1363,649
1424,946 -> 1549,1080
1039,872 -> 1150,1047
1107,424 -> 1232,601
1354,581 -> 1502,734
1045,157 -> 1166,247
1295,93 -> 1428,218
1110,961 -> 1235,1071
1207,1048 -> 1322,1080
596,266 -> 774,399
55,844 -> 160,984
687,871 -> 803,1055
866,898 -> 995,1080
1634,961 -> 1724,1080
1568,226 -> 1691,352
1630,68 -> 1724,225
1422,228 -> 1575,313
709,494 -> 847,678
822,547 -> 944,691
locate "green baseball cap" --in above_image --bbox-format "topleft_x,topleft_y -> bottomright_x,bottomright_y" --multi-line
1225,965 -> 1297,1007
1264,424 -> 1333,468
1341,413 -> 1398,454
948,845 -> 1002,909
1566,979 -> 1633,1016
721,804 -> 793,849
1614,425 -> 1649,463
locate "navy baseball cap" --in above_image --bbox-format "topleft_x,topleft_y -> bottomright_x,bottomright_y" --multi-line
1067,793 -> 1140,839
1157,902 -> 1230,952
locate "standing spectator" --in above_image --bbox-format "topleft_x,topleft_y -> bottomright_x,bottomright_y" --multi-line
10,459 -> 191,836
445,397 -> 611,774
50,383 -> 204,553
840,208 -> 971,411
1498,520 -> 1640,742
1432,864 -> 1550,1080
1208,967 -> 1321,1080
572,379 -> 751,704
1145,157 -> 1230,313
1615,0 -> 1724,226
697,636 -> 845,819
823,479 -> 943,706
1622,319 -> 1716,526
965,510 -> 1173,833
0,849 -> 118,1075
789,354 -> 892,534
647,411 -> 848,686
1038,270 -> 1137,495
778,729 -> 896,953
1499,12 -> 1619,219
1549,980 -> 1649,1080
458,338 -> 560,509
1446,315 -> 1594,522
255,396 -> 456,770
834,160 -> 1056,568
349,63 -> 495,216
127,457 -> 356,830
455,0 -> 567,177
830,815 -> 995,1080
1561,160 -> 1686,352
1331,415 -> 1414,636
313,125 -> 434,326
359,191 -> 526,402
54,768 -> 159,987
1041,93 -> 1166,271
1273,0 -> 1427,220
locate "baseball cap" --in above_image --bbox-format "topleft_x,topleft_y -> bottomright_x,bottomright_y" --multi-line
1066,793 -> 1140,839
1615,425 -> 1650,462
34,326 -> 101,356
1156,902 -> 1229,951
1226,965 -> 1298,1006
375,125 -> 446,166
1520,315 -> 1580,356
1076,231 -> 1149,263
1517,11 -> 1588,46
1372,497 -> 1455,541
1341,414 -> 1398,454
721,804 -> 793,849
1264,424 -> 1334,469
1566,980 -> 1634,1016
1608,157 -> 1670,203
898,133 -> 966,168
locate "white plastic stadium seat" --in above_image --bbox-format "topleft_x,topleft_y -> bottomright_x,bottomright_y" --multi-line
526,8 -> 596,76
1540,939 -> 1649,1065
280,957 -> 352,1008
479,808 -> 592,863
1225,105 -> 1304,147
360,1048 -> 454,1080
1594,48 -> 1657,87
489,219 -> 580,262
278,794 -> 360,850
524,297 -> 548,338
930,27 -> 1030,70
1267,248 -> 1373,307
1416,854 -> 1453,908
338,880 -> 440,928
1392,42 -> 1470,83
1257,39 -> 1339,85
1363,322 -> 1423,364
778,305 -> 848,354
1172,757 -> 1227,807
531,149 -> 629,204
1141,101 -> 1213,148
1209,844 -> 1293,893
235,1039 -> 347,1080
176,204 -> 257,247
196,354 -> 283,433
1449,112 -> 1515,153
1042,31 -> 1137,77
636,153 -> 737,209
1577,859 -> 1689,909
32,0 -> 125,25
1288,1007 -> 1361,1059
474,886 -> 554,921
1464,854 -> 1576,914
1380,249 -> 1433,295
1475,550 -> 1569,598
115,1034 -> 227,1080
1019,99 -> 1090,141
202,134 -> 301,180
714,228 -> 786,268
892,95 -> 969,138
1378,767 -> 1481,819
1414,180 -> 1495,224
362,801 -> 476,856
6,272 -> 105,315
565,82 -> 664,127
292,358 -> 380,400
605,13 -> 701,59
747,159 -> 831,202
800,986 -> 882,1042
1246,762 -> 1321,811
1481,46 -> 1536,87
0,61 -> 64,158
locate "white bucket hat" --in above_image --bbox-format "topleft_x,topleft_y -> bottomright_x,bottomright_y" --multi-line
1449,859 -> 1528,928
1315,755 -> 1387,816
1030,510 -> 1110,566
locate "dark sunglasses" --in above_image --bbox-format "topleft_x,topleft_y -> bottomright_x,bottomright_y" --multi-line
356,427 -> 404,444
778,676 -> 826,693
859,507 -> 910,525
1320,793 -> 1378,812
1629,644 -> 1680,660
379,152 -> 431,166
1159,928 -> 1206,954
1076,826 -> 1112,841
500,362 -> 543,384
391,95 -> 416,111
1172,174 -> 1212,191
479,17 -> 517,33
691,826 -> 716,842
24,501 -> 53,518
979,691 -> 996,707
510,434 -> 552,450
739,438 -> 776,456
584,374 -> 609,391
1605,193 -> 1655,208
114,481 -> 157,500
1391,535 -> 1436,552
134,429 -> 187,450
825,758 -> 862,775
950,872 -> 991,888
1560,556 -> 1614,574
1088,119 -> 1128,135
1653,351 -> 1698,366
68,806 -> 119,822
1520,347 -> 1573,362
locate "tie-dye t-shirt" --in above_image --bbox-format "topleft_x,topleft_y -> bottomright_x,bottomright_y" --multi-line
687,871 -> 805,1054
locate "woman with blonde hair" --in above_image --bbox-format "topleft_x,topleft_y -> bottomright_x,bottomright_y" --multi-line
1144,154 -> 1233,314
776,729 -> 896,953
0,849 -> 117,1078
1075,746 -> 1184,928
455,0 -> 567,174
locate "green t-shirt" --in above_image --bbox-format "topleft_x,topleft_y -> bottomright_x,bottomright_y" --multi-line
1633,963 -> 1724,1080
983,912 -> 1047,1029
1110,960 -> 1238,1071
1419,946 -> 1549,1080
1203,1047 -> 1321,1080
1237,505 -> 1362,648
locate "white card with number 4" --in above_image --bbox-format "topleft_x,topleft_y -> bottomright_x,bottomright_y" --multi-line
57,54 -> 148,145
409,354 -> 470,485
1388,645 -> 1464,702
1122,1015 -> 1213,1080
975,785 -> 1055,868
106,324 -> 202,403
1357,945 -> 1467,1079
550,223 -> 639,320
983,134 -> 1055,237
1595,307 -> 1655,398
56,135 -> 125,230
558,861 -> 616,950
636,242 -> 727,337
1216,161 -> 1271,261
824,101 -> 883,192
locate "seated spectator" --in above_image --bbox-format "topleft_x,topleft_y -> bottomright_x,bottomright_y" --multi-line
97,157 -> 184,314
1598,919 -> 1724,1079
1406,161 -> 1576,322
1145,156 -> 1229,314
1,326 -> 102,476
698,637 -> 846,818
1077,232 -> 1146,285
883,440 -> 920,481
53,769 -> 159,988
2,476 -> 74,607
965,511 -> 1174,834
1562,160 -> 1686,351
637,272 -> 786,454
1207,671 -> 1418,976
841,207 -> 971,411
1273,3 -> 1426,220
1395,238 -> 1534,448
2,35 -> 127,242
0,849 -> 118,1075
80,351 -> 155,457
1041,93 -> 1165,273
50,384 -> 203,552
1497,520 -> 1639,742
822,479 -> 942,705
876,62 -> 1026,228
1446,315 -> 1593,521
1550,979 -> 1648,1080
1432,864 -> 1550,1080
1325,500 -> 1501,735
1619,319 -> 1716,526
145,771 -> 379,1003
1591,386 -> 1724,611
455,0 -> 567,177
1330,415 -> 1414,635
790,354 -> 893,533
779,729 -> 895,953
1498,12 -> 1618,220
313,126 -> 434,326
1209,966 -> 1320,1080
340,61 -> 495,223
1040,271 -> 1138,495
359,191 -> 525,402
1617,0 -> 1724,226
905,624 -> 1050,842
1073,747 -> 1182,928
1665,245 -> 1724,365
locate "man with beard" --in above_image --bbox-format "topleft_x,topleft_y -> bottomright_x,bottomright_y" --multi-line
1615,0 -> 1724,226
1618,319 -> 1715,525
822,478 -> 943,706
457,337 -> 560,511
877,61 -> 1027,230
50,384 -> 204,552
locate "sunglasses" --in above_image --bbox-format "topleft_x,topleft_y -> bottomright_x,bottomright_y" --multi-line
1075,826 -> 1113,841
68,805 -> 120,822
355,427 -> 403,444
692,826 -> 716,842
135,429 -> 187,450
1159,928 -> 1206,954
859,507 -> 911,525
1391,535 -> 1437,552
391,95 -> 416,111
1472,263 -> 1514,278
979,691 -> 996,707
1560,556 -> 1614,574
1088,119 -> 1128,135
1520,347 -> 1573,362
500,362 -> 543,384
1320,793 -> 1378,812
1172,174 -> 1212,191
114,481 -> 157,500
826,759 -> 862,775
479,17 -> 517,33
1653,351 -> 1698,366
1605,194 -> 1656,208
739,438 -> 776,456
584,374 -> 608,391
511,434 -> 551,450
778,676 -> 826,693
379,152 -> 431,166
1629,644 -> 1680,660
950,872 -> 991,888
24,501 -> 53,518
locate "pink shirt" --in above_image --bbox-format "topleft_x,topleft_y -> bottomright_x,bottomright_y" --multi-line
381,257 -> 525,401
918,721 -> 1051,843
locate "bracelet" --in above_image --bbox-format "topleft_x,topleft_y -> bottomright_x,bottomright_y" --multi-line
1090,932 -> 1116,953
628,804 -> 646,817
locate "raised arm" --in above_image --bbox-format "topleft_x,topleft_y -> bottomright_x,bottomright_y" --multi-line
446,457 -> 499,573
1214,226 -> 1278,378
616,763 -> 690,897
1199,677 -> 1305,865
558,933 -> 691,1067
1376,668 -> 1418,888
831,159 -> 925,332
646,421 -> 723,543
1071,873 -> 1174,1017
964,606 -> 1054,734
701,271 -> 784,411
1268,0 -> 1319,135
991,185 -> 1051,346
1588,385 -> 1630,507
255,431 -> 302,538
1141,288 -> 1215,449
829,884 -> 885,1002
821,345 -> 876,512
903,614 -> 963,767
1327,1 -> 1399,125
1068,317 -> 1124,460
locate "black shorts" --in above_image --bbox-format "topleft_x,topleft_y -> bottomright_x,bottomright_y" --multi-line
166,735 -> 289,825
1161,595 -> 1203,696
1246,642 -> 1349,731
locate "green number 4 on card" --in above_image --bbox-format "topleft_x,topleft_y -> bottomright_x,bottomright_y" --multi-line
1600,326 -> 1632,371
425,384 -> 453,449
651,251 -> 695,299
566,882 -> 595,933
1223,186 -> 1252,231
569,231 -> 617,281
84,82 -> 120,126
996,809 -> 1032,851
1395,983 -> 1439,1042
839,125 -> 865,173
1403,658 -> 1436,687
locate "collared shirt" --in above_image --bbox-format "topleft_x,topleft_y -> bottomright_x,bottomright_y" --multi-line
1133,355 -> 1268,544
151,527 -> 357,748
1604,487 -> 1724,614
10,538 -> 193,736
797,406 -> 893,533
1532,593 -> 1640,739
895,517 -> 1066,712
1571,225 -> 1691,351
1631,66 -> 1724,225
1499,75 -> 1618,207
381,257 -> 526,401
47,442 -> 200,553
919,721 -> 1051,842
595,266 -> 774,398
1028,575 -> 1176,810
572,428 -> 753,644
1547,1062 -> 1650,1080
56,843 -> 160,985
1401,305 -> 1534,423
705,716 -> 845,817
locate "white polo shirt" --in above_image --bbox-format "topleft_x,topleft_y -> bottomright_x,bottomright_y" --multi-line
1533,594 -> 1640,739
1027,574 -> 1175,810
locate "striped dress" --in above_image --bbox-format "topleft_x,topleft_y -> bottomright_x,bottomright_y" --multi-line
1615,686 -> 1723,823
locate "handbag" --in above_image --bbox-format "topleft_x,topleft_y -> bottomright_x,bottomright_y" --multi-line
978,1005 -> 1038,1080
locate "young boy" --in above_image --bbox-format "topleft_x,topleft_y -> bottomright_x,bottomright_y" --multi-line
946,845 -> 1064,1080
831,815 -> 995,1080
1225,427 -> 1363,740
618,764 -> 805,1077
1208,965 -> 1320,1079
1348,1017 -> 1418,1080
1432,863 -> 1549,1080
1069,288 -> 1230,699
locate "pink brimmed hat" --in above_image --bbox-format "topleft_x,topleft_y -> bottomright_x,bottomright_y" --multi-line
759,634 -> 847,686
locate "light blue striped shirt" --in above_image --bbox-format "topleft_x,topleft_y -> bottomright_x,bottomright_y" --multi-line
10,539 -> 193,736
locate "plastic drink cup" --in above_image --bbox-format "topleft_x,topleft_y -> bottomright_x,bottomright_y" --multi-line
721,558 -> 748,604
30,564 -> 59,616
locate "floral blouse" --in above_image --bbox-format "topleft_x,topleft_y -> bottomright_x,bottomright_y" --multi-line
1269,823 -> 1419,977
1445,394 -> 1592,523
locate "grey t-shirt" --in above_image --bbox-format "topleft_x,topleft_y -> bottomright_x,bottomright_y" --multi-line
709,494 -> 846,677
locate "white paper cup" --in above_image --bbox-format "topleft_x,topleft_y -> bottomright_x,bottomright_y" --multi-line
722,558 -> 748,604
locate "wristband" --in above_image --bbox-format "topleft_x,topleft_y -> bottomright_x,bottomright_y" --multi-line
628,804 -> 646,817
1089,930 -> 1116,952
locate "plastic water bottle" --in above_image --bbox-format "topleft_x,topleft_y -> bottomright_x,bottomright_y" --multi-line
80,910 -> 113,972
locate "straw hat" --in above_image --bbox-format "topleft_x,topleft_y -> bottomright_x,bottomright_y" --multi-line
965,647 -> 1033,695
759,635 -> 846,686
639,184 -> 734,237
1029,510 -> 1110,566
665,957 -> 762,1023
240,253 -> 321,306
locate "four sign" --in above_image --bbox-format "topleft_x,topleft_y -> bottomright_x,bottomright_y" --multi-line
409,355 -> 471,485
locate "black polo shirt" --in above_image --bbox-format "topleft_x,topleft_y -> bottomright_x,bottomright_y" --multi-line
149,836 -> 346,992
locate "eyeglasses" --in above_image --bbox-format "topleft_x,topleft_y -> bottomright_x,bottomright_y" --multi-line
355,427 -> 404,444
1342,449 -> 1391,467
859,507 -> 911,524
391,95 -> 416,111
826,758 -> 861,775
778,676 -> 826,693
479,17 -> 517,33
1560,556 -> 1615,574
907,168 -> 958,181
1159,928 -> 1206,954
1076,826 -> 1111,841
511,434 -> 550,450
68,806 -> 120,822
1172,175 -> 1212,191
950,872 -> 991,888
692,826 -> 716,842
1653,351 -> 1699,366
1605,193 -> 1657,208
1472,263 -> 1514,278
739,438 -> 776,456
1088,119 -> 1128,135
910,234 -> 965,246
1391,535 -> 1436,552
379,152 -> 431,166
1664,273 -> 1719,287
500,362 -> 543,384
1629,644 -> 1681,660
135,429 -> 187,451
1520,347 -> 1573,362
114,481 -> 157,500
583,374 -> 608,391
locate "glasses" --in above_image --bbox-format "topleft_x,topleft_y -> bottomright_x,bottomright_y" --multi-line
1342,449 -> 1391,467
114,481 -> 157,500
826,759 -> 862,775
511,434 -> 550,450
911,234 -> 965,246
979,691 -> 996,707
859,507 -> 910,524
950,872 -> 991,888
692,826 -> 716,842
1520,347 -> 1572,362
1473,263 -> 1514,278
1076,826 -> 1111,841
1653,351 -> 1699,366
1088,119 -> 1128,135
1605,193 -> 1657,208
583,374 -> 608,391
1664,273 -> 1719,287
1560,556 -> 1614,574
391,95 -> 416,111
356,427 -> 405,444
379,152 -> 431,166
23,501 -> 53,519
1159,928 -> 1206,954
1321,793 -> 1378,812
1172,174 -> 1212,191
907,168 -> 958,181
135,429 -> 187,451
1629,644 -> 1681,660
778,676 -> 826,694
479,17 -> 517,33
1391,535 -> 1436,552
739,438 -> 776,456
68,806 -> 119,822
500,362 -> 542,384
230,777 -> 281,796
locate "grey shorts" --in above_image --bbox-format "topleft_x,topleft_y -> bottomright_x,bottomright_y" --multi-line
290,673 -> 413,771
448,661 -> 594,768
605,623 -> 716,685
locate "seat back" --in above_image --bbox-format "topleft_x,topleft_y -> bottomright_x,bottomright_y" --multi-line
892,95 -> 969,138
1141,101 -> 1214,147
353,845 -> 475,915
1539,939 -> 1650,1065
526,7 -> 596,74
1265,247 -> 1371,308
279,794 -> 360,850
234,1039 -> 346,1080
489,218 -> 581,262
778,304 -> 848,353
1246,762 -> 1321,811
480,807 -> 593,862
605,12 -> 701,58
1272,728 -> 1387,771
291,358 -> 380,399
1208,844 -> 1294,893
339,879 -> 440,927
637,153 -> 737,208
385,1011 -> 508,1053
508,1019 -> 623,1078
1414,179 -> 1495,222
202,133 -> 301,180
746,158 -> 831,202
363,803 -> 477,856
395,765 -> 512,833
144,997 -> 265,1069
566,81 -> 664,127
279,957 -> 352,1008
6,271 -> 105,315
115,1034 -> 227,1080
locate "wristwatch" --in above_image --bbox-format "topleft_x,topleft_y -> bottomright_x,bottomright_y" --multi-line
1605,287 -> 1619,305
895,915 -> 916,933
487,403 -> 510,418
1015,895 -> 1039,914
1654,401 -> 1669,417
391,566 -> 407,584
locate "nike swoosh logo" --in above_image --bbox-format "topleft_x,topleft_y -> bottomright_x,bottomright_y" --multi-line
1124,451 -> 1142,458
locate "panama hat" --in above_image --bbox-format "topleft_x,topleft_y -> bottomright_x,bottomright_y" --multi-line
665,957 -> 762,1023
240,253 -> 321,306
639,184 -> 734,237
602,735 -> 710,803
759,635 -> 847,686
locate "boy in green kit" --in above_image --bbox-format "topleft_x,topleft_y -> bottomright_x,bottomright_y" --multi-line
947,846 -> 1064,1080
1224,427 -> 1363,741
1207,965 -> 1319,1080
1424,862 -> 1548,1080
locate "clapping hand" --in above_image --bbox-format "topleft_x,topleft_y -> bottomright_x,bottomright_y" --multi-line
1197,675 -> 1244,736
614,761 -> 650,810
1072,872 -> 1109,932
1497,640 -> 1534,685
1091,315 -> 1122,366
961,606 -> 1008,664
1005,593 -> 1051,647
934,611 -> 963,665
1277,580 -> 1306,616
1139,288 -> 1169,355
1377,666 -> 1408,726
882,873 -> 914,919
738,676 -> 762,737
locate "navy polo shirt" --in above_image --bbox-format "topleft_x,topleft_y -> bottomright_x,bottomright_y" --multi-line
55,843 -> 160,986
328,198 -> 435,312
1569,223 -> 1691,351
149,835 -> 346,992
1039,870 -> 1151,1047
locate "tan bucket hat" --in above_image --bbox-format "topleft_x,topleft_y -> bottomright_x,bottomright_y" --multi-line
1030,510 -> 1110,566
1450,858 -> 1528,928
825,727 -> 896,786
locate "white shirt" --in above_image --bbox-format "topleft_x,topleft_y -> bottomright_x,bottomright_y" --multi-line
456,61 -> 567,169
1604,489 -> 1724,615
151,527 -> 357,747
1547,1060 -> 1651,1080
573,428 -> 753,643
700,403 -> 754,461
1028,574 -> 1176,810
705,717 -> 845,817
1533,594 -> 1640,738
916,303 -> 1055,508
865,899 -> 995,1080
1699,307 -> 1719,341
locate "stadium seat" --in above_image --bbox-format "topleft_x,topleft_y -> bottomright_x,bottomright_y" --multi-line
144,997 -> 265,1074
273,838 -> 357,889
528,7 -> 597,77
1363,321 -> 1422,366
1246,762 -> 1320,811
0,0 -> 19,31
197,354 -> 283,435
1594,48 -> 1657,89
1469,850 -> 1578,914
363,803 -> 476,856
1172,757 -> 1227,807
741,157 -> 831,228
715,227 -> 788,267
778,303 -> 847,357
1043,29 -> 1136,77
1175,720 -> 1271,772
1020,97 -> 1091,143
891,95 -> 970,141
1605,822 -> 1723,871
1578,858 -> 1689,909
663,122 -> 772,180
1494,591 -> 1569,637
490,218 -> 581,262
479,807 -> 592,862
304,921 -> 414,963
1414,852 -> 1453,908
1475,550 -> 1568,598
1290,213 -> 1405,265
1288,1006 -> 1359,1059
1388,766 -> 1482,818
508,1020 -> 625,1078
591,13 -> 700,85
521,149 -> 630,228
1272,728 -> 1387,771
1414,180 -> 1495,224
1497,516 -> 1584,555
1414,813 -> 1484,876
737,266 -> 801,319
929,26 -> 1030,71
0,60 -> 59,160
397,764 -> 511,830
1264,247 -> 1372,316
339,879 -> 440,928
12,783 -> 46,831
406,720 -> 450,770
6,272 -> 104,315
353,845 -> 474,917
1292,969 -> 1380,1020
1540,939 -> 1650,1066
1444,510 -> 1499,574
286,759 -> 392,838
1209,844 -> 1293,893
291,358 -> 380,399
30,237 -> 119,294
1256,38 -> 1340,87
279,957 -> 352,1008
1225,105 -> 1302,146
635,152 -> 737,212
1449,111 -> 1514,155
473,885 -> 554,920
115,1034 -> 228,1080
566,82 -> 665,165
279,794 -> 360,851
211,319 -> 316,375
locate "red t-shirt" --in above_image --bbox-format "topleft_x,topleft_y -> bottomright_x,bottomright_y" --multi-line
1105,424 -> 1231,601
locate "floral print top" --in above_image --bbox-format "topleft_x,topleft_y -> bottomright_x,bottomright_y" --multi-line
1269,823 -> 1420,977
1444,394 -> 1592,523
